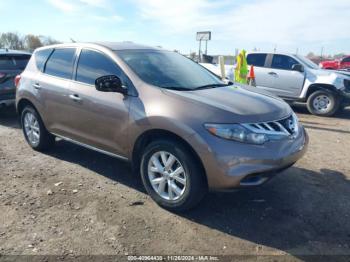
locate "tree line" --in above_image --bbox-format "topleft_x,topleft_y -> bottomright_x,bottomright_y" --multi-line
0,32 -> 61,52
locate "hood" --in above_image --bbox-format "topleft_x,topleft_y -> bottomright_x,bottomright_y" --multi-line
307,68 -> 350,85
309,68 -> 337,76
164,85 -> 292,123
320,59 -> 338,64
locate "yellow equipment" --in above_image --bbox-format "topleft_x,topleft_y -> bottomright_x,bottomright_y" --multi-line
234,50 -> 248,84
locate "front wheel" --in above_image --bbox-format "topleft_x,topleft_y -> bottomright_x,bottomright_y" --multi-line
306,90 -> 340,116
140,140 -> 207,212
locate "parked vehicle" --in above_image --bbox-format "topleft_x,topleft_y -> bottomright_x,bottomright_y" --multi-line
16,43 -> 308,211
0,49 -> 31,107
319,56 -> 350,70
246,52 -> 350,116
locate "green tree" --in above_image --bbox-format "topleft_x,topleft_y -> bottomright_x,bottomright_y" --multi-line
0,32 -> 24,49
24,34 -> 43,51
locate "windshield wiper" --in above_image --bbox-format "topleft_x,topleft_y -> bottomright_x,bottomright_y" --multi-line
192,83 -> 229,90
162,86 -> 191,91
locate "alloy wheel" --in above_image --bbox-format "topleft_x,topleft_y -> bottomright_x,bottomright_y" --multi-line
23,112 -> 40,146
147,151 -> 187,201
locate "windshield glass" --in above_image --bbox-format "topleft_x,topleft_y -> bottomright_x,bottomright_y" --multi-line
116,50 -> 224,90
296,55 -> 319,69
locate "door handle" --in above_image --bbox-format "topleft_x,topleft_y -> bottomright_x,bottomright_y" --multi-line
268,72 -> 277,76
69,94 -> 82,102
33,83 -> 41,90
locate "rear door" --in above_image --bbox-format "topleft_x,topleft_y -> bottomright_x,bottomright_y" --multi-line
246,53 -> 275,92
64,48 -> 130,156
268,54 -> 305,98
0,54 -> 31,102
36,48 -> 77,134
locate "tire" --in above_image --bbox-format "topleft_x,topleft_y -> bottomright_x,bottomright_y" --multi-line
140,139 -> 207,212
306,90 -> 340,116
21,105 -> 55,151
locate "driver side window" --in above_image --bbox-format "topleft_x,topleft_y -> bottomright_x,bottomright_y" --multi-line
76,49 -> 122,85
271,55 -> 299,70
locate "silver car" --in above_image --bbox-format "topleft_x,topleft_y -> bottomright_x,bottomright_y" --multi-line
247,52 -> 350,116
16,42 -> 308,211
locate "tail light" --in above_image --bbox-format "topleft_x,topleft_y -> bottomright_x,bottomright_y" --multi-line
14,75 -> 21,88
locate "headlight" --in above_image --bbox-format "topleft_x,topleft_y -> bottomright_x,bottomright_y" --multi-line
204,123 -> 268,145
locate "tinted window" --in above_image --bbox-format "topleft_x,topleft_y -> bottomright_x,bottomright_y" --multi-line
271,55 -> 299,70
117,50 -> 223,90
45,48 -> 76,79
35,49 -> 53,71
247,54 -> 267,67
342,57 -> 350,63
76,49 -> 122,85
0,56 -> 15,70
0,55 -> 30,70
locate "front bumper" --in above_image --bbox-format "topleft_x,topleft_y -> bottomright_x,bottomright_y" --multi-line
194,125 -> 308,190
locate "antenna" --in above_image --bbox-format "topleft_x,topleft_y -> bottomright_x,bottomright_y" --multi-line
70,38 -> 76,43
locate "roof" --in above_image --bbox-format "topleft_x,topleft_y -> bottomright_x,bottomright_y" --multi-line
247,51 -> 297,56
0,49 -> 31,55
91,41 -> 160,51
34,41 -> 162,53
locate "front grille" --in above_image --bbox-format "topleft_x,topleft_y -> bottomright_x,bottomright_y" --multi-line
243,114 -> 298,137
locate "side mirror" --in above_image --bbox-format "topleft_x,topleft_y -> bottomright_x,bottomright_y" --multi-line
292,64 -> 304,72
95,75 -> 127,95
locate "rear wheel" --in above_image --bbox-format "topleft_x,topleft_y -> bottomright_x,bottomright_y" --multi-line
306,90 -> 340,116
140,139 -> 207,212
21,106 -> 55,151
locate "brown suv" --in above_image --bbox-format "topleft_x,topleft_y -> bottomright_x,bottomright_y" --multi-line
16,42 -> 308,211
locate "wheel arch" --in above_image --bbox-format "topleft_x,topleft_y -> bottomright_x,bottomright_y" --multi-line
17,98 -> 47,129
306,84 -> 338,99
131,129 -> 208,186
17,98 -> 36,116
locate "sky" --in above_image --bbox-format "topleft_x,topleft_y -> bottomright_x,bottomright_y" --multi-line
0,0 -> 349,56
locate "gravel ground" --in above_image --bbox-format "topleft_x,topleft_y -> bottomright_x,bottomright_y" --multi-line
0,105 -> 349,261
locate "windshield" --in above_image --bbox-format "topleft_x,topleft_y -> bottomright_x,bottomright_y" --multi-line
296,55 -> 319,69
116,50 -> 224,90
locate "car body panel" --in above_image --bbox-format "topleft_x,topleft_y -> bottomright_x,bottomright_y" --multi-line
17,42 -> 308,190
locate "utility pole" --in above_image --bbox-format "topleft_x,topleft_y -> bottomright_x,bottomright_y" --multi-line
198,40 -> 202,62
320,46 -> 324,61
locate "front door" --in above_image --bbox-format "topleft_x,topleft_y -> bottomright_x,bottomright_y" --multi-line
64,48 -> 130,156
268,54 -> 305,98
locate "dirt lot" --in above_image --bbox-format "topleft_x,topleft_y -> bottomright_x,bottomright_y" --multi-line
0,105 -> 349,260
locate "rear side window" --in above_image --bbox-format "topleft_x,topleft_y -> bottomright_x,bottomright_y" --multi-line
271,54 -> 299,70
0,55 -> 31,70
247,54 -> 267,67
45,48 -> 76,79
0,56 -> 14,70
76,49 -> 122,85
35,49 -> 53,72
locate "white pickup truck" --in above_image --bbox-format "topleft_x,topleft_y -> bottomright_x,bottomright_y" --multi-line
202,52 -> 350,116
